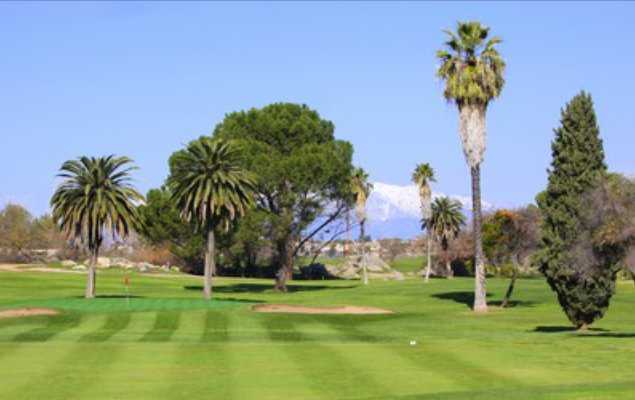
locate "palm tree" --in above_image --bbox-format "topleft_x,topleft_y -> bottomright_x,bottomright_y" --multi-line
168,138 -> 254,299
424,197 -> 466,279
351,168 -> 373,285
437,21 -> 505,311
51,156 -> 143,298
412,163 -> 436,282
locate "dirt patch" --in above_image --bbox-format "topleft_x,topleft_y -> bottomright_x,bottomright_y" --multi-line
0,308 -> 59,319
253,304 -> 393,315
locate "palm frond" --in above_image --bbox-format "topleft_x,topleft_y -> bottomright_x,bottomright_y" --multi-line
423,197 -> 466,250
168,138 -> 255,232
50,155 -> 143,250
436,21 -> 505,107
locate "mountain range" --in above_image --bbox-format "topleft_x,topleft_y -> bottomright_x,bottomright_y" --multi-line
362,182 -> 494,239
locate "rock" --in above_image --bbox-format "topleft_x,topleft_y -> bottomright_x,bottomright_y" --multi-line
321,255 -> 402,281
110,257 -> 135,269
96,257 -> 111,268
72,264 -> 87,271
136,262 -> 158,272
323,263 -> 359,280
142,262 -> 157,269
363,255 -> 392,273
338,266 -> 361,280
61,260 -> 76,267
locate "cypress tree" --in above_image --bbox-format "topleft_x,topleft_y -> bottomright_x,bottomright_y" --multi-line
536,91 -> 615,330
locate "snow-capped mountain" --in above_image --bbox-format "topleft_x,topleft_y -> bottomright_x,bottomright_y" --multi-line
363,182 -> 493,239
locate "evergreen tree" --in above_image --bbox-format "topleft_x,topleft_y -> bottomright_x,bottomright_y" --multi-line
537,91 -> 617,329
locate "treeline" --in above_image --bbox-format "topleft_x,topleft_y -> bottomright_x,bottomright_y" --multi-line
135,103 -> 358,285
420,204 -> 542,278
0,204 -> 67,262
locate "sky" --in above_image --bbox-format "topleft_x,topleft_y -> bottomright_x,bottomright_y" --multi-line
1,2 -> 634,216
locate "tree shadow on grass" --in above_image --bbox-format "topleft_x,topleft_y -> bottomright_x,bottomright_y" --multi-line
576,332 -> 635,338
532,326 -> 609,333
431,291 -> 485,308
488,300 -> 537,308
532,326 -> 635,338
432,291 -> 536,309
184,283 -> 356,294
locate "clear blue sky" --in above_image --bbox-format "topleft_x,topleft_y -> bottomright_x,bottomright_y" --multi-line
2,2 -> 634,216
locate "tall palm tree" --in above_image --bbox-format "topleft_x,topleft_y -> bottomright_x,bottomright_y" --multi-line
424,197 -> 466,279
168,138 -> 254,299
351,167 -> 373,285
412,163 -> 436,282
51,156 -> 143,298
437,21 -> 505,311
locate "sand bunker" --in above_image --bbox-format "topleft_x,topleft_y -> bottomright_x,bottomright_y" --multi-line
0,308 -> 59,319
253,304 -> 393,315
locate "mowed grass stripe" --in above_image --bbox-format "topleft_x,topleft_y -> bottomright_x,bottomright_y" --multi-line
311,314 -> 394,343
140,311 -> 182,342
69,343 -> 187,400
392,342 -> 526,393
256,314 -> 329,398
12,312 -> 82,342
0,344 -> 73,397
201,309 -> 230,342
0,343 -> 121,400
165,311 -> 235,399
171,310 -> 206,342
0,315 -> 55,343
160,344 -> 235,400
316,316 -> 460,396
54,313 -> 110,342
259,314 -> 391,399
363,380 -> 635,400
78,312 -> 132,342
108,311 -> 160,342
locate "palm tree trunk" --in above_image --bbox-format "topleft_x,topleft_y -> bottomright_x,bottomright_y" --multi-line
203,229 -> 215,300
445,260 -> 453,279
424,235 -> 432,282
360,220 -> 368,285
85,247 -> 97,299
471,165 -> 488,312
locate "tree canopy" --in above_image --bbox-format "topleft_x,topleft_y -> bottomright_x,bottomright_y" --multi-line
50,155 -> 143,298
212,103 -> 355,290
436,21 -> 506,108
425,197 -> 466,252
168,138 -> 255,232
536,91 -> 623,329
51,156 -> 143,252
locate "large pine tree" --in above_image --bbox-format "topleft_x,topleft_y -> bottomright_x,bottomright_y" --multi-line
537,91 -> 617,329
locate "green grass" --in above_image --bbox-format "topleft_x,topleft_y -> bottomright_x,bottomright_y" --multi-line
1,270 -> 634,399
296,255 -> 347,267
391,255 -> 425,273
